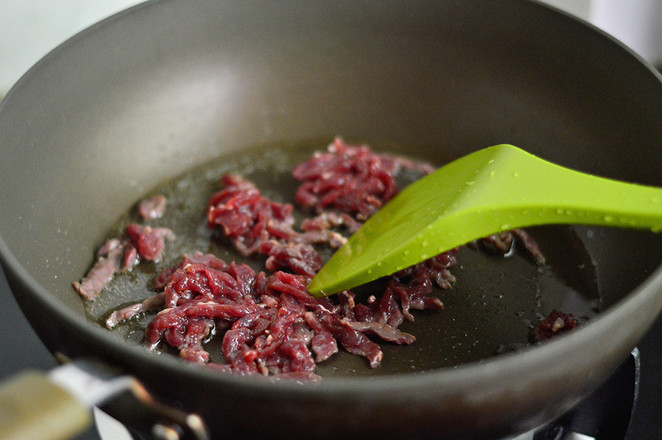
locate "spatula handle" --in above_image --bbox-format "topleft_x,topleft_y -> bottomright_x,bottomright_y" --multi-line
0,371 -> 91,440
510,155 -> 662,233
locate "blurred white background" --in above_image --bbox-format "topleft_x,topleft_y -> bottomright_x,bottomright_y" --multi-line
0,0 -> 660,95
0,0 -> 142,93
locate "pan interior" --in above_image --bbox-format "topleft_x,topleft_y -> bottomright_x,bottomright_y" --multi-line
83,140 -> 604,377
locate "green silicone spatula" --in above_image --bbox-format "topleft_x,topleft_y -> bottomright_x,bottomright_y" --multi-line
308,144 -> 662,297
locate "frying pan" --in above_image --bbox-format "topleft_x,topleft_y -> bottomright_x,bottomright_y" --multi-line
1,0 -> 661,439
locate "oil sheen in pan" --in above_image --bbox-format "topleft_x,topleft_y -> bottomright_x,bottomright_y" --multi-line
83,141 -> 601,377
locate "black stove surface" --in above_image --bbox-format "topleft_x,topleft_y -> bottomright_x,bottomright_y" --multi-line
1,267 -> 661,440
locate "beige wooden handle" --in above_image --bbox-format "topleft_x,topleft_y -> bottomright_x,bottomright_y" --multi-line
0,371 -> 91,440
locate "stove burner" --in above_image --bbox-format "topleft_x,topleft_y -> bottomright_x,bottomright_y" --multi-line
94,351 -> 640,440
531,349 -> 639,440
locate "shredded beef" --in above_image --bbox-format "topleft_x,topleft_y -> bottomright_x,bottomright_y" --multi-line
207,174 -> 298,255
260,240 -> 322,277
138,194 -> 167,220
125,224 -> 175,262
74,239 -> 124,300
350,252 -> 455,327
512,229 -> 546,264
292,138 -> 434,221
533,310 -> 579,341
106,292 -> 165,329
137,254 -> 423,377
206,174 -> 361,276
206,140 -> 436,276
471,228 -> 546,264
74,224 -> 174,300
114,246 -> 456,377
301,212 -> 363,235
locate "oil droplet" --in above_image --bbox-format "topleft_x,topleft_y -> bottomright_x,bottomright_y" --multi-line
466,180 -> 475,186
513,172 -> 520,178
500,223 -> 510,230
403,249 -> 411,256
421,240 -> 429,247
603,215 -> 614,223
489,171 -> 496,178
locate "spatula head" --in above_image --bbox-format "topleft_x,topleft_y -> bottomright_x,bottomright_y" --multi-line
308,144 -> 518,296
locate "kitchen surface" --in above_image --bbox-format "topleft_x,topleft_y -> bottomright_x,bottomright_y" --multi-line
1,1 -> 661,439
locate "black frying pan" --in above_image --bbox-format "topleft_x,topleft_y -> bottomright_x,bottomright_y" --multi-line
1,1 -> 661,439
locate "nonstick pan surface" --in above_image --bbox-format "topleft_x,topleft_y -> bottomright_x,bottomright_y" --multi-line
1,1 -> 662,439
